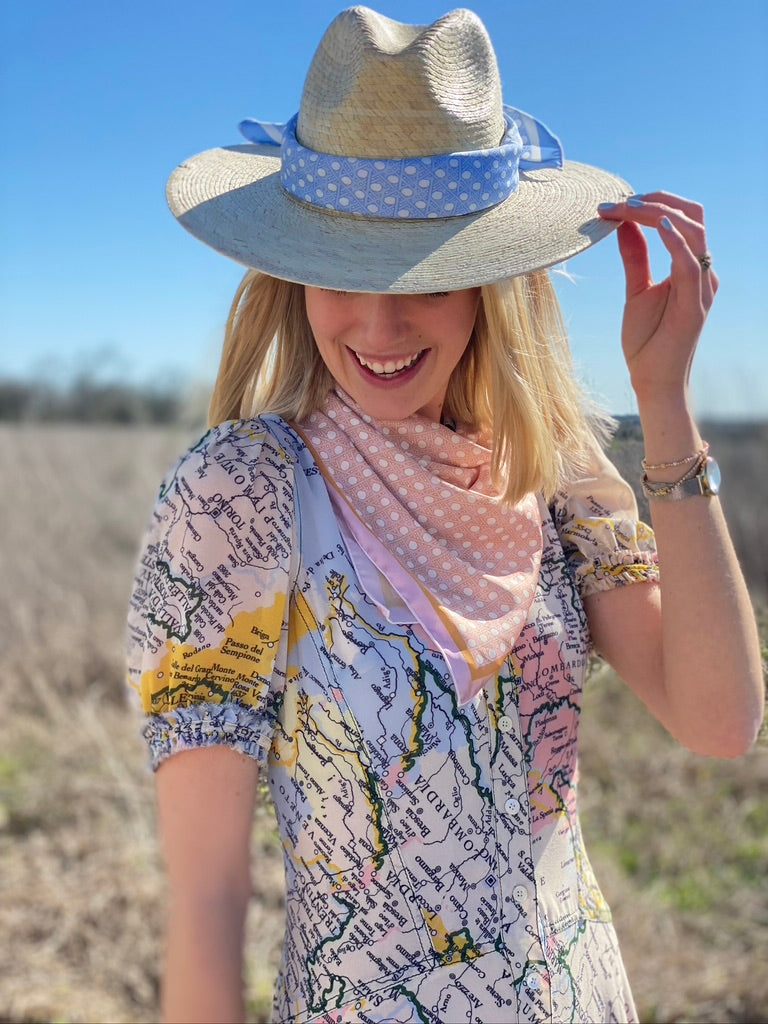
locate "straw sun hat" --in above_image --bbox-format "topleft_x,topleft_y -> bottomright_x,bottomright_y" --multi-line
167,6 -> 630,292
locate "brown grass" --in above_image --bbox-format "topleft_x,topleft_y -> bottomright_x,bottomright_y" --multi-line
1,422 -> 766,1024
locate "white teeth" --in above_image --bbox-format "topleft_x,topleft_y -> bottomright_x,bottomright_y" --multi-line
354,350 -> 423,376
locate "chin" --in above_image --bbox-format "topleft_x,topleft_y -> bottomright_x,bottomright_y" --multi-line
357,395 -> 423,422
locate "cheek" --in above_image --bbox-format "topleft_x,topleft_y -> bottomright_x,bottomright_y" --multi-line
304,298 -> 326,342
304,289 -> 341,338
310,332 -> 339,375
304,306 -> 345,377
442,291 -> 480,342
441,310 -> 477,357
304,289 -> 355,343
306,312 -> 351,373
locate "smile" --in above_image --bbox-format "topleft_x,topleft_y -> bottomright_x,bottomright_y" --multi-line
352,349 -> 425,378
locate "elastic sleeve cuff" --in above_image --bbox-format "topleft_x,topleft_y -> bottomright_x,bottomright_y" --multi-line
557,503 -> 659,600
142,702 -> 275,772
575,550 -> 660,598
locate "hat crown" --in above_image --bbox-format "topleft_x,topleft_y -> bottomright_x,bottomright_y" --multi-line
297,7 -> 505,159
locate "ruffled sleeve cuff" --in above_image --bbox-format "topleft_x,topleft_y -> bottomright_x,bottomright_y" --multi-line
142,701 -> 276,772
560,516 -> 659,598
551,439 -> 659,600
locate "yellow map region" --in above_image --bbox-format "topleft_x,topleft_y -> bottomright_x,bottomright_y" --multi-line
139,594 -> 287,714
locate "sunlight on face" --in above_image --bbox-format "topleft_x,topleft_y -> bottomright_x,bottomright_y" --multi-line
304,287 -> 480,422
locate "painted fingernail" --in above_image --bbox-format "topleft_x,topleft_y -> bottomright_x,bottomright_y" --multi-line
597,202 -> 617,211
628,193 -> 646,201
627,197 -> 645,208
660,216 -> 673,230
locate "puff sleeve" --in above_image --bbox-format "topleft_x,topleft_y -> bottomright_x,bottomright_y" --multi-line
126,420 -> 298,771
550,439 -> 659,600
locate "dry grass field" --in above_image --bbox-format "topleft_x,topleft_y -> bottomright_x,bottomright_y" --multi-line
1,421 -> 766,1024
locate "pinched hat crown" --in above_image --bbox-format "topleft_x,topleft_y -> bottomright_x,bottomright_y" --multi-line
298,7 -> 506,158
167,6 -> 630,291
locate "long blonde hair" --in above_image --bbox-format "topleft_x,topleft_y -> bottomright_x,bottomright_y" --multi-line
208,270 -> 605,503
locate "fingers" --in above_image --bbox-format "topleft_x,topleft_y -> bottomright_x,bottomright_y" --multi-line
656,214 -> 708,313
633,191 -> 705,225
616,221 -> 652,300
599,195 -> 705,252
598,192 -> 718,308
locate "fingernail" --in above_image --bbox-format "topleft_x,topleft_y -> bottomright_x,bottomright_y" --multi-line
628,193 -> 645,201
627,197 -> 645,208
660,216 -> 672,230
597,202 -> 617,211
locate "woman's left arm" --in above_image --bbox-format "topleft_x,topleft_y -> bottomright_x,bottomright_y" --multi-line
585,193 -> 764,757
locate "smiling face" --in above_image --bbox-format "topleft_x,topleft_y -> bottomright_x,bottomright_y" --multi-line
304,287 -> 481,422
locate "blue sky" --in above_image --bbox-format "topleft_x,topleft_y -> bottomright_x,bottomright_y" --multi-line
2,0 -> 766,417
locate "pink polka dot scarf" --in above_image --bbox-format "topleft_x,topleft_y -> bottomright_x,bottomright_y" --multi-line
296,389 -> 543,704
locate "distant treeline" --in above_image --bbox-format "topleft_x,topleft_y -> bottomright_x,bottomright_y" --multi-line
0,377 -> 198,424
0,378 -> 763,443
1,376 -> 646,432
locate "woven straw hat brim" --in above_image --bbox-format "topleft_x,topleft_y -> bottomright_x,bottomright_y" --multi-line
168,143 -> 631,291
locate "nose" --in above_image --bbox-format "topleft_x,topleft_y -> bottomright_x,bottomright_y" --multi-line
357,294 -> 410,348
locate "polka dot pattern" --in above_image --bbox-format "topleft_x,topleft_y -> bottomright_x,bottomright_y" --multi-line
300,389 -> 543,676
238,106 -> 565,225
279,114 -> 520,220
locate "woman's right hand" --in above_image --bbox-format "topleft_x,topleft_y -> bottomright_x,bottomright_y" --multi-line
157,746 -> 260,1024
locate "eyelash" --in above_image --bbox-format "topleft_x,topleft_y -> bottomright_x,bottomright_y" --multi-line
320,289 -> 450,298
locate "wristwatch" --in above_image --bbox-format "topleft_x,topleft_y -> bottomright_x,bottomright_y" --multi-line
643,456 -> 721,501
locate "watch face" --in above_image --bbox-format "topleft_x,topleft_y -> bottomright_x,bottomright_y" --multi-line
703,456 -> 721,495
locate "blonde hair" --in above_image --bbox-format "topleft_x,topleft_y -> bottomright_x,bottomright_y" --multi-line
209,270 -> 606,504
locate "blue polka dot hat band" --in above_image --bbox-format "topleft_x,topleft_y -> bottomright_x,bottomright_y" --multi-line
239,106 -> 563,221
167,7 -> 631,290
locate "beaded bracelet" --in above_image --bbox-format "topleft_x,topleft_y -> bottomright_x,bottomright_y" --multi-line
641,442 -> 709,472
641,450 -> 708,498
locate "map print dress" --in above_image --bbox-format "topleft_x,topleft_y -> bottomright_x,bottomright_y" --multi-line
127,416 -> 659,1024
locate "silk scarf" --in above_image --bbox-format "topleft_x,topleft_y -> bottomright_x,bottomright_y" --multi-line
296,389 -> 543,702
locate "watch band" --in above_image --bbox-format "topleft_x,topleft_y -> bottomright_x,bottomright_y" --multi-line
642,456 -> 721,502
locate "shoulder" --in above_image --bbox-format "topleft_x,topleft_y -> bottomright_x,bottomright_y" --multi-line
550,440 -> 638,523
152,416 -> 325,523
140,416 -> 312,581
129,418 -> 307,678
162,416 -> 307,494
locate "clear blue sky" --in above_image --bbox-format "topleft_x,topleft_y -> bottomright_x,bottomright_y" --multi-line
2,0 -> 766,417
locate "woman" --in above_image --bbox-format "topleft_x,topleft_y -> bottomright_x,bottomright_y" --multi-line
126,8 -> 764,1023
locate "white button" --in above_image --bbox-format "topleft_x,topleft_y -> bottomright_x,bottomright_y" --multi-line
504,797 -> 520,815
512,884 -> 528,902
526,973 -> 542,992
498,715 -> 513,733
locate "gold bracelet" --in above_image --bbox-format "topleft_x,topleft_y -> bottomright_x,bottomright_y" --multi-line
641,442 -> 709,472
642,451 -> 708,498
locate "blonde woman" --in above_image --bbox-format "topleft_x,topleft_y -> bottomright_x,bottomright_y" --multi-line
127,8 -> 763,1023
